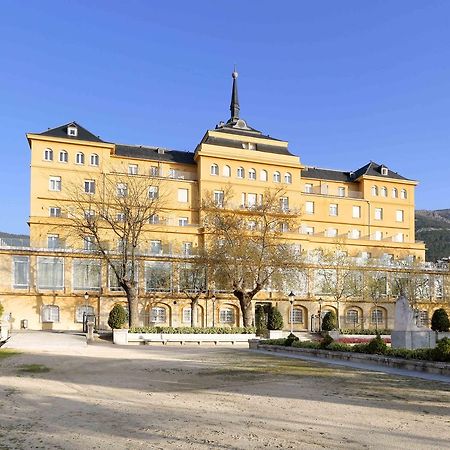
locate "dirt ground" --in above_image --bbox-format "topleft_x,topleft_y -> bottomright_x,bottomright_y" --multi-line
0,337 -> 449,450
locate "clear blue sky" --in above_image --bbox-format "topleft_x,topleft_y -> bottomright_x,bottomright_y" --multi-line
1,0 -> 449,234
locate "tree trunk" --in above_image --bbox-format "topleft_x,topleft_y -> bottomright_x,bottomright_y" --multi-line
234,291 -> 254,327
125,284 -> 139,328
191,297 -> 199,328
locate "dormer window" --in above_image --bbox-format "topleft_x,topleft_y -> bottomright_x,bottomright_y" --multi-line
242,142 -> 256,150
67,125 -> 78,137
381,166 -> 388,176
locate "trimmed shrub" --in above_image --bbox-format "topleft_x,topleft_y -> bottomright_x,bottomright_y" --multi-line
432,337 -> 450,362
431,308 -> 450,332
268,306 -> 284,330
108,303 -> 127,329
327,342 -> 351,352
321,311 -> 337,331
320,334 -> 334,349
365,334 -> 388,355
255,305 -> 269,337
284,333 -> 300,347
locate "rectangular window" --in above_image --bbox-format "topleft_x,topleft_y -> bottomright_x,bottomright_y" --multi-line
337,187 -> 345,197
73,259 -> 101,290
41,305 -> 60,323
220,308 -> 235,324
148,186 -> 159,199
329,204 -> 338,216
182,242 -> 193,255
213,191 -> 224,207
325,228 -> 338,238
37,257 -> 64,290
393,233 -> 404,243
374,208 -> 383,220
49,207 -> 61,217
84,180 -> 95,194
352,206 -> 361,218
128,164 -> 138,175
149,214 -> 159,224
83,235 -> 96,251
248,193 -> 257,207
305,201 -> 314,214
304,183 -> 313,194
177,188 -> 188,203
13,256 -> 29,289
49,176 -> 61,191
145,261 -> 172,292
150,240 -> 162,255
150,166 -> 160,177
116,183 -> 127,197
182,307 -> 192,323
396,210 -> 404,222
280,197 -> 289,211
348,229 -> 361,239
373,230 -> 383,241
108,262 -> 137,292
75,305 -> 95,323
302,225 -> 314,235
47,234 -> 61,249
179,217 -> 188,226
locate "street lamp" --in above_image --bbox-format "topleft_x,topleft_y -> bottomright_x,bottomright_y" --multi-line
83,292 -> 89,333
318,297 -> 323,331
211,294 -> 216,327
288,291 -> 295,334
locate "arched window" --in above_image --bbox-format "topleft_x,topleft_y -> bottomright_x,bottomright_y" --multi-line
44,148 -> 53,161
59,150 -> 68,163
90,154 -> 99,166
292,307 -> 304,323
237,167 -> 245,179
400,189 -> 407,199
219,307 -> 235,324
371,186 -> 378,196
76,152 -> 85,164
248,168 -> 256,180
41,305 -> 60,323
381,186 -> 387,197
223,165 -> 231,177
150,306 -> 167,323
392,188 -> 398,198
210,163 -> 219,176
284,172 -> 292,184
345,309 -> 359,325
260,170 -> 268,181
75,305 -> 95,323
371,308 -> 384,325
273,171 -> 281,183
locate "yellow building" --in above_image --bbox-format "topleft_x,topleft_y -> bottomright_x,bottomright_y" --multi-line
0,71 -> 447,332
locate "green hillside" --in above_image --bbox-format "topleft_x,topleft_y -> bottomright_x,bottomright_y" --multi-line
415,209 -> 450,262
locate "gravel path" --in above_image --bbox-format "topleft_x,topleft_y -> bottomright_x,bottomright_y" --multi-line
0,334 -> 449,449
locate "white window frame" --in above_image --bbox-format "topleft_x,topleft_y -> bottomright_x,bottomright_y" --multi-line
292,307 -> 304,324
371,186 -> 378,196
90,154 -> 99,166
237,167 -> 245,179
284,172 -> 292,184
59,150 -> 68,163
182,307 -> 192,324
213,190 -> 224,207
381,187 -> 388,197
41,305 -> 60,323
326,228 -> 338,238
148,186 -> 159,199
44,148 -> 53,161
260,170 -> 268,182
392,188 -> 398,198
116,183 -> 127,197
84,180 -> 95,194
305,201 -> 314,215
47,234 -> 60,249
352,205 -> 361,218
13,256 -> 29,289
49,176 -> 61,192
149,240 -> 162,255
400,189 -> 407,199
223,165 -> 231,177
373,230 -> 383,241
150,307 -> 167,323
337,187 -> 345,197
248,168 -> 256,180
304,183 -> 313,194
178,217 -> 188,227
396,210 -> 404,222
220,308 -> 235,324
210,164 -> 219,176
128,164 -> 138,175
76,152 -> 85,165
374,208 -> 383,220
273,171 -> 281,183
75,305 -> 95,323
177,188 -> 188,203
329,204 -> 338,217
49,207 -> 61,217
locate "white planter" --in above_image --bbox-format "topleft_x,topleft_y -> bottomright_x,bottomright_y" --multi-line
113,328 -> 129,345
120,332 -> 256,345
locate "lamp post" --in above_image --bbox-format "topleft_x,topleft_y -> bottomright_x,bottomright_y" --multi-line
288,291 -> 295,334
211,294 -> 216,327
83,292 -> 89,333
318,297 -> 323,331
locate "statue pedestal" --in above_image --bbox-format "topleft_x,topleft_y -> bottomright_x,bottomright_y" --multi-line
391,330 -> 435,349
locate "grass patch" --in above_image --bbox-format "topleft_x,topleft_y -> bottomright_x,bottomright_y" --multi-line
18,364 -> 50,373
0,349 -> 20,360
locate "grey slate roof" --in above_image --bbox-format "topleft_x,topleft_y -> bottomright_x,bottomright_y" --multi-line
204,135 -> 293,156
301,161 -> 411,182
213,126 -> 284,142
37,122 -> 105,143
115,144 -> 195,164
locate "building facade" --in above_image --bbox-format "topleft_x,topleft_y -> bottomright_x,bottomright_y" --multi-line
0,71 -> 448,331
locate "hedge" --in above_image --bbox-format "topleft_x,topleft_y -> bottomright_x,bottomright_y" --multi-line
128,326 -> 256,334
261,336 -> 450,363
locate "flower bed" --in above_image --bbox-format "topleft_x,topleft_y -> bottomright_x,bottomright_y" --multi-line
129,326 -> 256,334
337,337 -> 391,344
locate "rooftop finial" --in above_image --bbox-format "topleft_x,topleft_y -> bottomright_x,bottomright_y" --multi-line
230,66 -> 240,121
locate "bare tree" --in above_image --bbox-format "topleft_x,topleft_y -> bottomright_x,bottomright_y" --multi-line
179,256 -> 207,327
63,172 -> 165,327
314,243 -> 362,329
363,266 -> 389,332
202,186 -> 302,327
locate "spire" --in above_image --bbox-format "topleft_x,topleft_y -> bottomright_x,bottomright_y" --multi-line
230,67 -> 240,122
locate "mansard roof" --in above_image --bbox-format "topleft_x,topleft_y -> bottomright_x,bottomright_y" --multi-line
114,144 -> 195,164
37,122 -> 105,143
301,161 -> 411,182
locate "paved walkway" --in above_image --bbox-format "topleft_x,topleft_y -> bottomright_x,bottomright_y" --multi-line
255,348 -> 450,383
2,330 -> 87,351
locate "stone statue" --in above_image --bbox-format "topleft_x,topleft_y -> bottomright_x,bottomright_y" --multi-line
394,294 -> 421,331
